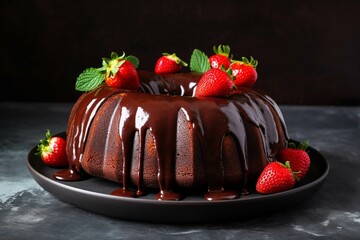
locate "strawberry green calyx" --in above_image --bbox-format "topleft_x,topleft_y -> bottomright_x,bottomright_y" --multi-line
75,52 -> 139,92
36,129 -> 52,155
213,44 -> 231,57
221,65 -> 236,81
101,52 -> 126,79
281,161 -> 300,182
222,67 -> 236,91
163,53 -> 188,67
232,56 -> 258,69
102,52 -> 140,78
288,140 -> 309,151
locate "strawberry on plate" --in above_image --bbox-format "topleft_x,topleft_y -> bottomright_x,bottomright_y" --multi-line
208,44 -> 232,70
75,52 -> 140,92
230,56 -> 258,87
256,161 -> 297,195
195,68 -> 235,98
155,53 -> 188,74
36,130 -> 68,168
278,140 -> 311,180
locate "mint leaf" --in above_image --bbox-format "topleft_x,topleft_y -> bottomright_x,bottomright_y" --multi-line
190,49 -> 210,73
75,68 -> 104,92
124,55 -> 139,68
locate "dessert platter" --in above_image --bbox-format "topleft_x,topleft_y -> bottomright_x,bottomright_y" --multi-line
28,46 -> 329,223
27,140 -> 328,223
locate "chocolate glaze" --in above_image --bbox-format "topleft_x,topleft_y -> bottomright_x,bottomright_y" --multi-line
55,70 -> 289,201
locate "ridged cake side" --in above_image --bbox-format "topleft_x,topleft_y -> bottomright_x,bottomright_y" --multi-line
54,72 -> 289,200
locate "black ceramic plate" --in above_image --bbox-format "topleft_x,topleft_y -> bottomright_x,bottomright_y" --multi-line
27,133 -> 329,223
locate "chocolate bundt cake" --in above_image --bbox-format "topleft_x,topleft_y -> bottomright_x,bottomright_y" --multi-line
54,71 -> 289,200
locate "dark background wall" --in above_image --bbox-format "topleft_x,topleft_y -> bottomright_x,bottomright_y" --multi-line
1,0 -> 359,105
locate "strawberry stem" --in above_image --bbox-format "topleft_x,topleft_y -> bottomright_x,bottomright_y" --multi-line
163,53 -> 188,67
283,161 -> 301,182
221,66 -> 235,81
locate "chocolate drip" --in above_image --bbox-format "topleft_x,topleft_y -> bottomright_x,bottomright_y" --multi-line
57,72 -> 289,201
54,86 -> 124,181
136,118 -> 146,196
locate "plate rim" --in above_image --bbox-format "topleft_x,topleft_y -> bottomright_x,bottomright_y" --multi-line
26,134 -> 329,222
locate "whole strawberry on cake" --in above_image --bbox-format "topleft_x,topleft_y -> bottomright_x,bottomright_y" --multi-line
39,45 -> 311,201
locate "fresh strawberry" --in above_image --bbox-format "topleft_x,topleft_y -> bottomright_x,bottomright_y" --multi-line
103,53 -> 140,90
104,59 -> 140,89
256,161 -> 297,195
278,140 -> 311,180
155,53 -> 188,74
75,52 -> 140,92
36,130 -> 68,168
208,45 -> 231,70
195,68 -> 235,98
230,56 -> 258,87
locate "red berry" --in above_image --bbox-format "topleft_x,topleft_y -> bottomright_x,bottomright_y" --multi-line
209,55 -> 231,69
230,57 -> 258,87
195,68 -> 234,98
278,141 -> 311,180
256,161 -> 296,194
209,45 -> 231,70
36,130 -> 68,168
155,53 -> 188,74
105,60 -> 140,90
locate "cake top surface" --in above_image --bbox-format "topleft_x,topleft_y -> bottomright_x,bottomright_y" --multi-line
74,45 -> 259,99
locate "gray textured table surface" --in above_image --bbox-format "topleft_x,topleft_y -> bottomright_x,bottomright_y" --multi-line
1,102 -> 360,240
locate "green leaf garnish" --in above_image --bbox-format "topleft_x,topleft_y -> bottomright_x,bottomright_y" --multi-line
75,51 -> 139,92
75,68 -> 104,92
190,49 -> 210,73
